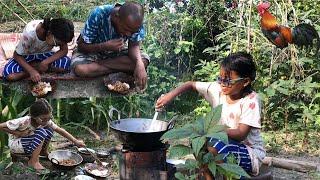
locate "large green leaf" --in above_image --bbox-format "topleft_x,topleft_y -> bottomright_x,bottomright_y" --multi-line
161,124 -> 194,140
11,91 -> 23,107
207,125 -> 228,134
202,152 -> 214,164
218,163 -> 250,178
18,107 -> 30,117
204,105 -> 222,132
185,159 -> 198,170
276,86 -> 290,95
206,132 -> 228,144
208,161 -> 217,177
265,87 -> 275,97
190,133 -> 201,139
214,154 -> 226,161
7,103 -> 17,119
168,145 -> 193,158
191,136 -> 206,157
174,172 -> 186,180
194,117 -> 205,135
189,174 -> 197,180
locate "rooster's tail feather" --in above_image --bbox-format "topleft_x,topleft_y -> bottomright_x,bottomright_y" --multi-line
292,23 -> 319,54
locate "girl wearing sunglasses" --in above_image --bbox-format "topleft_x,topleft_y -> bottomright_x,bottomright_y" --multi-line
156,52 -> 265,178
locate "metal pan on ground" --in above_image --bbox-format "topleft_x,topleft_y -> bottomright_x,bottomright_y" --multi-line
77,147 -> 96,155
96,150 -> 110,158
72,175 -> 95,180
48,150 -> 83,170
84,162 -> 109,178
76,147 -> 96,163
166,159 -> 186,166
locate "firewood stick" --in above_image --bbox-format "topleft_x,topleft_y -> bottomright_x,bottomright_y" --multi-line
82,125 -> 101,140
262,156 -> 320,173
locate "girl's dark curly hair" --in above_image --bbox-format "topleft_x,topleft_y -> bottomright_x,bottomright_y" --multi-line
29,98 -> 53,118
43,18 -> 74,43
220,52 -> 257,95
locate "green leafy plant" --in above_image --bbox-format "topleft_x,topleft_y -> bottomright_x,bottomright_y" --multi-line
161,105 -> 250,179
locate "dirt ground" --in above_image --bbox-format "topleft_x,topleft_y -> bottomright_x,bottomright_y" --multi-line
267,153 -> 320,180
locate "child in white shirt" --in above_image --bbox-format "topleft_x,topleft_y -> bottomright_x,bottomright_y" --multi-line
3,18 -> 74,82
0,98 -> 85,170
156,52 -> 265,177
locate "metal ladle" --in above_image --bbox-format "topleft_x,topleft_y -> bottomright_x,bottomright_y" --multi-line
152,111 -> 159,121
83,147 -> 103,167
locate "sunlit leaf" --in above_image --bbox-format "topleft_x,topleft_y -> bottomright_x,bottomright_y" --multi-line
276,87 -> 289,95
174,47 -> 181,54
203,47 -> 215,54
265,87 -> 275,97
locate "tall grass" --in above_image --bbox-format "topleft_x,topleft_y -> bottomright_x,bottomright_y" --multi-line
0,85 -> 28,159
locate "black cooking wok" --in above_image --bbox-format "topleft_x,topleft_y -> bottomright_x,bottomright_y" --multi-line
108,108 -> 175,151
48,150 -> 83,170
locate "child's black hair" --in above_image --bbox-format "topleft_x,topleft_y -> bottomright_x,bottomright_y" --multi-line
220,51 -> 256,95
43,18 -> 74,43
29,98 -> 53,118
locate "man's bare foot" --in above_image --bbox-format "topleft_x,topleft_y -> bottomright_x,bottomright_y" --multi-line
28,161 -> 45,170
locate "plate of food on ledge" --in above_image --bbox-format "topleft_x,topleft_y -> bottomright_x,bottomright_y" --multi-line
29,80 -> 56,98
104,72 -> 135,95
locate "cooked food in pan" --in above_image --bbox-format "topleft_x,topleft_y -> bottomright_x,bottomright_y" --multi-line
85,163 -> 109,177
59,159 -> 77,166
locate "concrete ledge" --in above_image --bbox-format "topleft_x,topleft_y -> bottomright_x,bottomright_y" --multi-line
1,72 -> 136,98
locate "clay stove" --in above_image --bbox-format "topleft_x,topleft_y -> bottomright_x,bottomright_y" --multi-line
119,144 -> 175,180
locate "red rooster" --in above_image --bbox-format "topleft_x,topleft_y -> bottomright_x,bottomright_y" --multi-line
257,2 -> 319,53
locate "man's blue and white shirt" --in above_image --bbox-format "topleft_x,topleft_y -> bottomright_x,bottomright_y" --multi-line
81,5 -> 145,44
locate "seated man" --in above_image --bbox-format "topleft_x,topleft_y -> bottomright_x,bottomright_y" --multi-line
71,2 -> 149,90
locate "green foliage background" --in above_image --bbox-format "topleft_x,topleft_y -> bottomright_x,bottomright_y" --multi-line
0,0 -> 320,160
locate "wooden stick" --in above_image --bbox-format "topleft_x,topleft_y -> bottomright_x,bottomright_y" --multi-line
0,1 -> 27,24
16,0 -> 34,20
262,156 -> 320,173
247,0 -> 253,53
82,125 -> 101,140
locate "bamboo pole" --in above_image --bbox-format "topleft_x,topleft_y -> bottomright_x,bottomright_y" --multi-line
16,0 -> 34,20
247,0 -> 253,53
